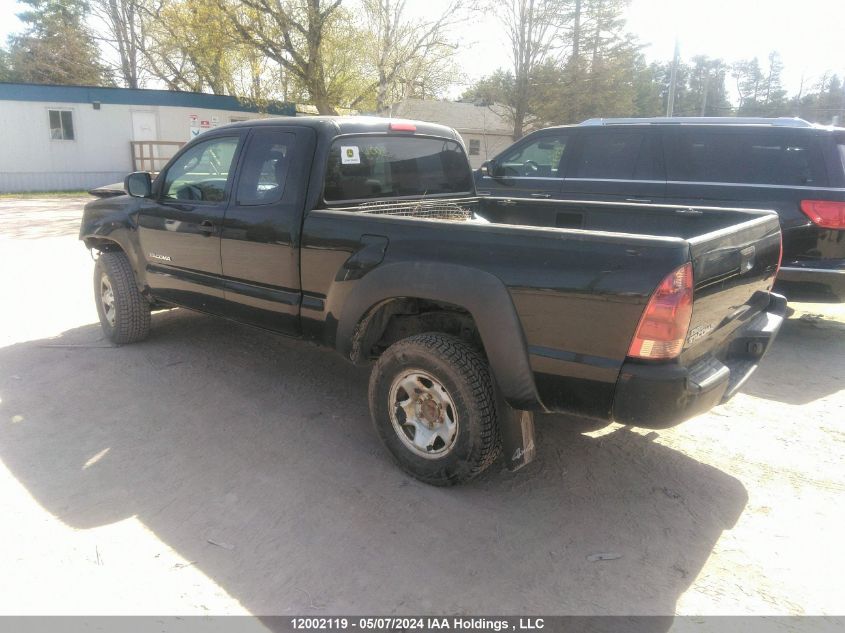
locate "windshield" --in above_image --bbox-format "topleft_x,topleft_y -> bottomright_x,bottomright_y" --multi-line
324,136 -> 472,202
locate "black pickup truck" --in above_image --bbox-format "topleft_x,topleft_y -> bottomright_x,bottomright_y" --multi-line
80,116 -> 787,485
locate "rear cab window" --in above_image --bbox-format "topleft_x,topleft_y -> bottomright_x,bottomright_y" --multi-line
323,136 -> 472,203
665,128 -> 828,186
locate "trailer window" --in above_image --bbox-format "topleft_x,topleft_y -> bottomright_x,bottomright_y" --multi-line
324,136 -> 472,202
49,109 -> 74,140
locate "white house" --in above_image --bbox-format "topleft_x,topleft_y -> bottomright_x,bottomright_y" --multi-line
0,83 -> 295,192
379,99 -> 514,168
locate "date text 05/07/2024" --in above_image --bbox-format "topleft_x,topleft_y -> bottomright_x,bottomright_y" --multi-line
289,617 -> 546,631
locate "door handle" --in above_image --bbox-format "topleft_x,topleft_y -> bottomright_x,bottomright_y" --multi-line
198,220 -> 215,235
625,198 -> 652,203
497,199 -> 517,206
531,192 -> 551,198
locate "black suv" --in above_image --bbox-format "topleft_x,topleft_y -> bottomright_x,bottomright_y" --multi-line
476,117 -> 845,301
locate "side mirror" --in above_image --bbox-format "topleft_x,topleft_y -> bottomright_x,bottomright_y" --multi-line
125,171 -> 152,198
482,160 -> 502,178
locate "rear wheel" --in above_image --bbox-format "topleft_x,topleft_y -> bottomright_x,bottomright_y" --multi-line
368,333 -> 501,485
94,250 -> 150,344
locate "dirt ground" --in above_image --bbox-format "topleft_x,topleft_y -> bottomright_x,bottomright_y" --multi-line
0,197 -> 843,622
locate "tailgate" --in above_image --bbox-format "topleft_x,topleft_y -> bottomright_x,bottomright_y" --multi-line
681,212 -> 782,363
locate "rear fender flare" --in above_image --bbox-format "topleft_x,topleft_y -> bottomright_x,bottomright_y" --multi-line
336,261 -> 545,411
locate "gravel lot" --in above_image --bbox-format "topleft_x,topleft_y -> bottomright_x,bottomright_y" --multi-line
0,197 -> 843,622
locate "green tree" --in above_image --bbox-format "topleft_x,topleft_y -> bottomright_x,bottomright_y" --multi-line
215,0 -> 348,114
675,56 -> 730,116
529,0 -> 645,124
140,0 -> 240,94
6,0 -> 113,85
795,73 -> 845,124
0,47 -> 13,81
464,0 -> 643,131
461,69 -> 516,107
732,52 -> 790,116
760,51 -> 788,115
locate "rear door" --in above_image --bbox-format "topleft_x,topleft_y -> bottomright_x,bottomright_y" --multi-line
220,125 -> 316,334
138,133 -> 244,311
477,130 -> 573,199
662,126 -> 833,264
561,127 -> 665,203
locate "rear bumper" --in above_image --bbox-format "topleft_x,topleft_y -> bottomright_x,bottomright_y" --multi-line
611,294 -> 787,428
776,264 -> 845,302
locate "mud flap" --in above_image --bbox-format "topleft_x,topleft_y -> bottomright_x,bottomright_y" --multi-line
499,403 -> 536,471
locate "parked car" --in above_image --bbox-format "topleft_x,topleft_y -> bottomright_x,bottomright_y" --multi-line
475,117 -> 845,301
80,116 -> 786,485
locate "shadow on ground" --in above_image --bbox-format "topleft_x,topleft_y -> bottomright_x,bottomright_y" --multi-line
0,309 -> 748,620
742,314 -> 845,406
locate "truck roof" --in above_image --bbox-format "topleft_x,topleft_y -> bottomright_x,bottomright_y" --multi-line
219,115 -> 463,142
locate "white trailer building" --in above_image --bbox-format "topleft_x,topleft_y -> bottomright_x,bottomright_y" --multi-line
0,83 -> 295,192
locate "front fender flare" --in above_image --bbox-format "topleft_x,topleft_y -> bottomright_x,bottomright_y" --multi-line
336,261 -> 545,411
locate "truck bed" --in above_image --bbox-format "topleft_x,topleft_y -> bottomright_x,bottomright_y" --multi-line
303,196 -> 782,420
326,196 -> 773,241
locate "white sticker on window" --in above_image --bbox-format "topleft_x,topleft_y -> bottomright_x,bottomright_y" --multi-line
341,146 -> 360,164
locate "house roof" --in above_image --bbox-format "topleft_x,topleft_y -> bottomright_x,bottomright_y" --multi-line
381,99 -> 512,135
0,82 -> 296,116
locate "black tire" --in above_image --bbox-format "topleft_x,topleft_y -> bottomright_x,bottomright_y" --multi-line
368,333 -> 501,486
93,250 -> 151,344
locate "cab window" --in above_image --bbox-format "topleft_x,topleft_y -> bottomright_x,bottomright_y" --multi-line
497,134 -> 570,177
236,131 -> 295,205
162,136 -> 240,202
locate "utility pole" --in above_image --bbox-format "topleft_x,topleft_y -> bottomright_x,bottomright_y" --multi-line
666,38 -> 680,117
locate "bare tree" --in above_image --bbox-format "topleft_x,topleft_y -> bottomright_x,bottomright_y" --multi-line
357,0 -> 467,112
500,0 -> 565,139
90,0 -> 144,88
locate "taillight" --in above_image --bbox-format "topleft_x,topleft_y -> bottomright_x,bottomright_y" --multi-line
800,200 -> 845,229
628,263 -> 694,360
389,121 -> 416,132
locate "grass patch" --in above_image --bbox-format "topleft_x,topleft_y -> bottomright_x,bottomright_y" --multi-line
0,190 -> 92,199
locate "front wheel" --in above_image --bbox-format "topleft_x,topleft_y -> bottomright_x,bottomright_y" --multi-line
94,250 -> 150,344
368,333 -> 501,486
